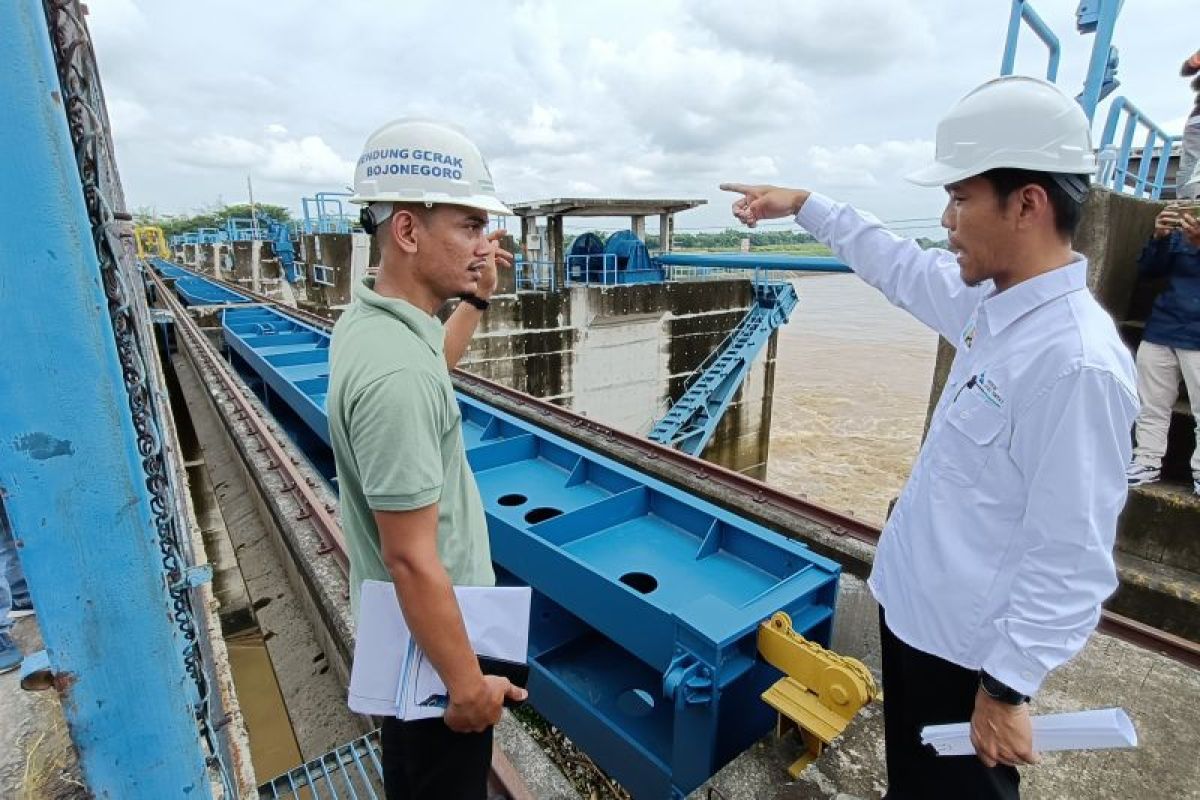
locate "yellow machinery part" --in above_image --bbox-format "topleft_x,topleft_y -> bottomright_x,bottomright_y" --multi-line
757,611 -> 881,778
134,225 -> 169,260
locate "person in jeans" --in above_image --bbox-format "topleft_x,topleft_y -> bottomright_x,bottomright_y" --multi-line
1126,206 -> 1200,495
0,502 -> 34,674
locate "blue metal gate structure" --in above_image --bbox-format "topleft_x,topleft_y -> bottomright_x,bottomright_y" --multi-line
0,3 -> 248,797
648,278 -> 798,456
217,299 -> 841,798
150,257 -> 254,305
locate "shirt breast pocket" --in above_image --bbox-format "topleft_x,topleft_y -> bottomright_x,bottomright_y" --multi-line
933,393 -> 1008,487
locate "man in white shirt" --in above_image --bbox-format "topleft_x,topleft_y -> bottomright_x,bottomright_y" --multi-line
723,76 -> 1138,799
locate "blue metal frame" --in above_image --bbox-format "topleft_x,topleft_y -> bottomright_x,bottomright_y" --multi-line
1075,0 -> 1123,120
148,258 -> 253,305
223,306 -> 333,446
0,5 -> 213,795
999,1 -> 1125,122
1000,1 -> 1062,82
216,301 -> 841,799
656,252 -> 850,274
301,191 -> 356,234
514,255 -> 558,292
1099,96 -> 1177,199
649,278 -> 799,455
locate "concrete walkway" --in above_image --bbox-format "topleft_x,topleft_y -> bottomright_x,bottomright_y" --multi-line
700,623 -> 1200,799
0,617 -> 84,800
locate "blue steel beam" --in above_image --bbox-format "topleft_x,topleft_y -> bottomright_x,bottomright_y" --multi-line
0,3 -> 213,797
149,257 -> 253,305
648,282 -> 799,455
216,301 -> 840,798
656,252 -> 850,273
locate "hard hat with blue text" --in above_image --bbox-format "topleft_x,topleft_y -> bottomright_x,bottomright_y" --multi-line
350,119 -> 511,216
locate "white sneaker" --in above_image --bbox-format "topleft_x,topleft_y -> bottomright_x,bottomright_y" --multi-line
1194,479 -> 1199,497
1126,462 -> 1160,486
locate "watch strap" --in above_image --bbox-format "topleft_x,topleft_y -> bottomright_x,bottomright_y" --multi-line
979,670 -> 1030,705
460,294 -> 490,311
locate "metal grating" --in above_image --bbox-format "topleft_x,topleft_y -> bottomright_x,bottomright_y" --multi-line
258,730 -> 386,800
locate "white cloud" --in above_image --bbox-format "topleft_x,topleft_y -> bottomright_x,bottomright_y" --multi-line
181,132 -> 354,187
505,104 -> 578,152
807,140 -> 934,188
689,0 -> 935,75
585,31 -> 817,153
79,0 -> 1197,230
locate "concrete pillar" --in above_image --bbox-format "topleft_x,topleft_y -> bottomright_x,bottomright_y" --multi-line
520,215 -> 536,262
659,213 -> 673,252
548,214 -> 565,291
631,214 -> 646,242
251,240 -> 262,294
350,231 -> 371,288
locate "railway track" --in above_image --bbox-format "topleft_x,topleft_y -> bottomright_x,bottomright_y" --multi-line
159,265 -> 1200,674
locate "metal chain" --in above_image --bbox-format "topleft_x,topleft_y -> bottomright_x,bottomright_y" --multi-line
41,2 -> 235,795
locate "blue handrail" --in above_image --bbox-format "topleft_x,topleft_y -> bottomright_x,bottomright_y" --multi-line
1099,96 -> 1177,200
1000,1 -> 1061,83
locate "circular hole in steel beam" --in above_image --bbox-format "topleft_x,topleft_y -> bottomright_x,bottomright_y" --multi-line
619,572 -> 658,594
524,507 -> 563,524
498,493 -> 527,507
616,688 -> 656,717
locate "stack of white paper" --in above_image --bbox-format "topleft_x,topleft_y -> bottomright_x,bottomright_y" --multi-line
347,580 -> 531,721
921,708 -> 1138,756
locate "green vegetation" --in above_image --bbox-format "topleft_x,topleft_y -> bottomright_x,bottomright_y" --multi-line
133,202 -> 292,236
564,228 -> 945,254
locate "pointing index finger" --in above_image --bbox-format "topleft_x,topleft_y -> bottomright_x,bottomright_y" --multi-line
719,183 -> 754,196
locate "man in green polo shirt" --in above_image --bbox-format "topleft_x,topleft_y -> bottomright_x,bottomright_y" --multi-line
330,118 -> 525,800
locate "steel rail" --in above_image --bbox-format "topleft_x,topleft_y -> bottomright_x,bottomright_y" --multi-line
152,271 -> 348,574
159,263 -> 1200,671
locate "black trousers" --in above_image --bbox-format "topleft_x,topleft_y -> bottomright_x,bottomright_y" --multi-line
879,609 -> 1020,800
380,717 -> 493,800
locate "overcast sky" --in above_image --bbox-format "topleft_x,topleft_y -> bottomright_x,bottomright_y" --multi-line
88,0 -> 1197,237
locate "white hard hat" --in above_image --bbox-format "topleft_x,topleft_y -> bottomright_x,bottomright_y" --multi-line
907,76 -> 1096,188
349,118 -> 511,215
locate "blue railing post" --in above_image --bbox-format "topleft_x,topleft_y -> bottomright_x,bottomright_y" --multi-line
1000,1 -> 1061,82
1100,96 -> 1177,199
0,3 -> 215,797
1076,0 -> 1123,121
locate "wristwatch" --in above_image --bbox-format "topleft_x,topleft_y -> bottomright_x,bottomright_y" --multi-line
979,671 -> 1030,705
459,294 -> 490,311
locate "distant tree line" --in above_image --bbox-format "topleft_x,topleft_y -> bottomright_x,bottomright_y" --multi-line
563,228 -> 820,250
133,203 -> 293,236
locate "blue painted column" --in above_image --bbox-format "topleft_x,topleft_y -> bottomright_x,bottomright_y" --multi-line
0,2 -> 213,797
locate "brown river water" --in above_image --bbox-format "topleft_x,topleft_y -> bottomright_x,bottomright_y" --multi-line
765,273 -> 939,526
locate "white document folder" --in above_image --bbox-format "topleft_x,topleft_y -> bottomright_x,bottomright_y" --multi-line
921,708 -> 1138,756
347,580 -> 531,720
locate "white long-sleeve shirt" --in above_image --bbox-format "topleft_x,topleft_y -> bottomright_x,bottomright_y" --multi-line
796,193 -> 1139,696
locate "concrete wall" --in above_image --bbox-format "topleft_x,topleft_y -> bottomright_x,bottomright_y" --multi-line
460,278 -> 774,477
179,237 -> 778,475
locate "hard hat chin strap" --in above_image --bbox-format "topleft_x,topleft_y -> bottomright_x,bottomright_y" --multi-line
1051,174 -> 1089,204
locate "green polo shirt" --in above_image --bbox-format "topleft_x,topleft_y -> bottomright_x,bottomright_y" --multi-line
329,278 -> 494,621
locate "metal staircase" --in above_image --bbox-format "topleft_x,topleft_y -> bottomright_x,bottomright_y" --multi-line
648,279 -> 798,456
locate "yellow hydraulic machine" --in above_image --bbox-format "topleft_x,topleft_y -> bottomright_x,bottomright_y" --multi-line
134,225 -> 169,260
757,611 -> 882,777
